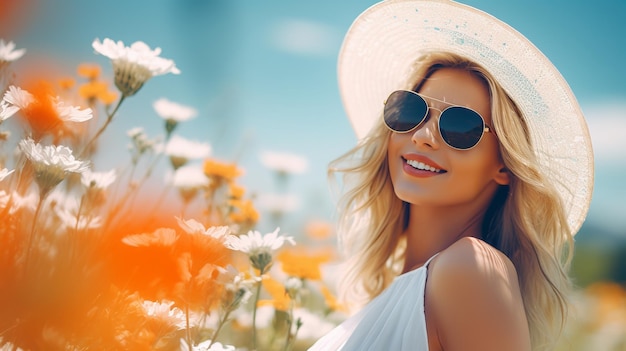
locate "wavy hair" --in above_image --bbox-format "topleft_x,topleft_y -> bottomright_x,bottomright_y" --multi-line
330,52 -> 574,351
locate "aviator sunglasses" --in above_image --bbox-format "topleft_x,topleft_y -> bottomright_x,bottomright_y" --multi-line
383,90 -> 493,150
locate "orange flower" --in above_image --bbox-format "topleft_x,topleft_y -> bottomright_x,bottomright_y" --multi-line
305,220 -> 335,240
79,80 -> 118,105
229,199 -> 260,225
58,77 -> 75,90
77,63 -> 101,80
276,247 -> 332,281
229,183 -> 245,199
20,81 -> 63,139
258,276 -> 290,311
320,285 -> 347,312
203,158 -> 243,184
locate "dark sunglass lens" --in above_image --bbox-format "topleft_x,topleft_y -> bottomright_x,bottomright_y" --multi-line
384,91 -> 428,132
439,107 -> 484,149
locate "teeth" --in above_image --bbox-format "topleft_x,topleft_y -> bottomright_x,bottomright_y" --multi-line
406,159 -> 441,173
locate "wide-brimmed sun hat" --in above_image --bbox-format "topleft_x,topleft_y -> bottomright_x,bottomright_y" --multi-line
338,0 -> 593,235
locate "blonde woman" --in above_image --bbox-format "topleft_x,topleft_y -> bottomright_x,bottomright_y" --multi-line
310,1 -> 593,350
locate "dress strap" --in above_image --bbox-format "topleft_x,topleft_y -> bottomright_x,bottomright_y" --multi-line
423,252 -> 439,267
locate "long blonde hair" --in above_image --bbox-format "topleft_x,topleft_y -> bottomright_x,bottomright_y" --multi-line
330,52 -> 574,350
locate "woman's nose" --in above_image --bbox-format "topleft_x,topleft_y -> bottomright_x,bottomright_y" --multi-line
410,112 -> 440,150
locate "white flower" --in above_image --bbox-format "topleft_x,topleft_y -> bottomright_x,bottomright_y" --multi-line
171,164 -> 209,189
153,98 -> 197,122
55,205 -> 102,230
258,193 -> 300,213
80,169 -> 116,190
53,98 -> 93,122
165,135 -> 211,159
126,126 -> 145,139
225,228 -> 295,271
216,265 -> 255,304
0,168 -> 14,181
2,85 -> 92,122
0,101 -> 19,122
226,227 -> 295,254
0,39 -> 26,62
8,189 -> 38,213
2,85 -> 33,109
260,150 -> 309,175
143,300 -> 187,329
19,138 -> 90,193
176,217 -> 230,239
92,38 -> 180,97
165,135 -> 211,170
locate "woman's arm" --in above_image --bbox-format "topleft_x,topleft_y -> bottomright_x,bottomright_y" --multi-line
426,237 -> 531,351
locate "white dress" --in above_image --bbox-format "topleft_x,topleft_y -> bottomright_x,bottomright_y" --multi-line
308,254 -> 437,351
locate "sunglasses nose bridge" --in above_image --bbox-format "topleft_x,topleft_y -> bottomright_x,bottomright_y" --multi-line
410,107 -> 441,149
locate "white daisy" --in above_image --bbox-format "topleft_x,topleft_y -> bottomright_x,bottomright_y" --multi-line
53,97 -> 94,122
226,227 -> 295,254
142,300 -> 187,330
171,164 -> 209,189
260,150 -> 309,175
18,138 -> 90,194
165,135 -> 211,159
225,228 -> 295,272
153,98 -> 197,136
0,39 -> 26,62
92,38 -> 180,97
80,169 -> 116,190
165,135 -> 211,170
175,216 -> 230,239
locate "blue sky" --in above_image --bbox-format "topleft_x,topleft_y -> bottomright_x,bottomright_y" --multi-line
4,0 -> 626,234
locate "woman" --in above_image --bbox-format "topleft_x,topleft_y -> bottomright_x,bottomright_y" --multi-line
310,1 -> 593,350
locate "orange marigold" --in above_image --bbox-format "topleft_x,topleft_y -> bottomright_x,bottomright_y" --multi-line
276,247 -> 332,281
258,276 -> 290,311
58,77 -> 75,90
77,63 -> 101,80
203,158 -> 243,183
229,199 -> 260,224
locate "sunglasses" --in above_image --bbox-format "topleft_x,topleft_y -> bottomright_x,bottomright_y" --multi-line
383,90 -> 493,150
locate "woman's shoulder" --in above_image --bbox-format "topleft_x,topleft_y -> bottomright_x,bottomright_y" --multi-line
431,236 -> 518,281
425,236 -> 531,350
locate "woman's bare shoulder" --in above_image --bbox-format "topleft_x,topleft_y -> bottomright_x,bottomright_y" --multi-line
426,237 -> 531,351
432,236 -> 518,281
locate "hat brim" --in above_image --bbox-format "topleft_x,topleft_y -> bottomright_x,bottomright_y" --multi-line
338,0 -> 593,235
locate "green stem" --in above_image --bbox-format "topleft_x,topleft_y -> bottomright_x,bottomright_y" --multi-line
208,306 -> 232,348
79,95 -> 126,158
252,268 -> 265,350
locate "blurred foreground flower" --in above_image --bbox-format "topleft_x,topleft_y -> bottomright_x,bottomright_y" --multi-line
260,150 -> 308,175
93,38 -> 180,97
0,38 -> 26,63
154,97 -> 198,137
165,135 -> 211,170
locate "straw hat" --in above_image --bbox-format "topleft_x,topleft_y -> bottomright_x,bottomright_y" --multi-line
338,0 -> 593,235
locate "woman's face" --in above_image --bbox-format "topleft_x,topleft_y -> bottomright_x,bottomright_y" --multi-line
387,68 -> 509,208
